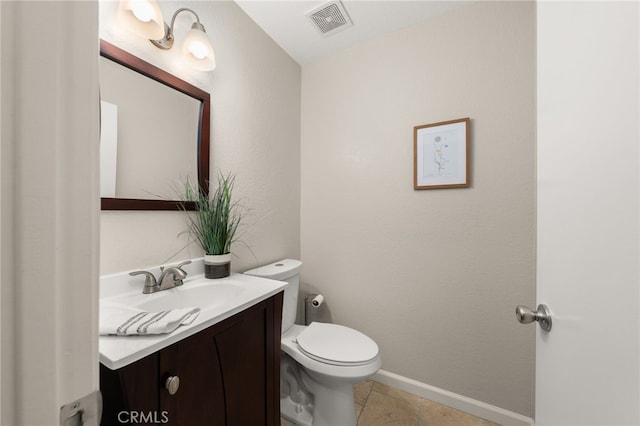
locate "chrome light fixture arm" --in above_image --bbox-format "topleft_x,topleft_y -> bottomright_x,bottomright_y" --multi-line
119,0 -> 216,71
150,8 -> 202,50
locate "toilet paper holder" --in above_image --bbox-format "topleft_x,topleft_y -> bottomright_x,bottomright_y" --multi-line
304,293 -> 324,325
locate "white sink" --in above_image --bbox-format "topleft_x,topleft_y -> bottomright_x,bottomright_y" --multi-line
99,262 -> 288,370
131,280 -> 245,312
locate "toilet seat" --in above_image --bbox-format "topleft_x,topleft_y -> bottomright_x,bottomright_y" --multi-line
295,322 -> 379,367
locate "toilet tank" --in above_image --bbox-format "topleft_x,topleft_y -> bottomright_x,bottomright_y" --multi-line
244,259 -> 302,334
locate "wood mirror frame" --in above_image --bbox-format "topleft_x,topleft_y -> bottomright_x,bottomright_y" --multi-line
99,39 -> 210,211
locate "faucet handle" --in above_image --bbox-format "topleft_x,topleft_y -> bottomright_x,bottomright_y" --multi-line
172,260 -> 191,286
175,260 -> 192,271
129,270 -> 159,294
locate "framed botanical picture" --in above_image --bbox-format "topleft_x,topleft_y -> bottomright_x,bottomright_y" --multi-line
413,118 -> 470,190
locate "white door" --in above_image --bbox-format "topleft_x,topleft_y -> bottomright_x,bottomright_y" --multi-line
535,1 -> 639,424
0,2 -> 100,424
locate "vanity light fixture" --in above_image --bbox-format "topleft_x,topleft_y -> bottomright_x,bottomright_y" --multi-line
150,7 -> 216,71
118,1 -> 216,72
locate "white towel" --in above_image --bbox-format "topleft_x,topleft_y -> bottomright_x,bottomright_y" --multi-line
100,302 -> 200,336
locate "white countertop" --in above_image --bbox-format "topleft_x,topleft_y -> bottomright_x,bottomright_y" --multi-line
99,265 -> 287,370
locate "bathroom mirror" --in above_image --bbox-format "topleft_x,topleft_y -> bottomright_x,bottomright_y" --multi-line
99,39 -> 210,210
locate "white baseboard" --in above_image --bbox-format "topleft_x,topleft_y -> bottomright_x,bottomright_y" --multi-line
372,370 -> 534,426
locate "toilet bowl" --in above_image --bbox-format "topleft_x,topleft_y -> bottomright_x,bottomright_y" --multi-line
245,259 -> 382,426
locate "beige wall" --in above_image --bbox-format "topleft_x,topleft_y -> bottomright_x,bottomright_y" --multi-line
301,1 -> 536,417
99,0 -> 301,274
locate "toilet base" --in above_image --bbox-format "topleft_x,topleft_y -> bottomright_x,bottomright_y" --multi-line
300,369 -> 358,426
281,377 -> 358,426
281,354 -> 314,426
281,395 -> 313,426
280,352 -> 361,426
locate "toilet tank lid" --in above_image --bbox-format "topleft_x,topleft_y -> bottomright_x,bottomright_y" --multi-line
244,259 -> 302,280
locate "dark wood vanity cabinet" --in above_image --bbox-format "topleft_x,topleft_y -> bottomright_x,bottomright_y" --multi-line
100,293 -> 283,425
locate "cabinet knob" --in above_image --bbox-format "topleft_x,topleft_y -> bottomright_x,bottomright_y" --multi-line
165,376 -> 180,395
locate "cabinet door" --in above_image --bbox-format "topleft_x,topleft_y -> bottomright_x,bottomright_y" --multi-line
160,294 -> 282,426
160,328 -> 225,426
215,302 -> 272,425
100,354 -> 160,425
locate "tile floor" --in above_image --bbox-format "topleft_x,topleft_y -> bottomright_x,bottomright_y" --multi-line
281,380 -> 500,426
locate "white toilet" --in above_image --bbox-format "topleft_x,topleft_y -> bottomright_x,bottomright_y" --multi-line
245,259 -> 382,426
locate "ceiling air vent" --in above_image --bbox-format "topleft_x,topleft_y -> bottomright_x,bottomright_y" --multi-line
306,1 -> 353,38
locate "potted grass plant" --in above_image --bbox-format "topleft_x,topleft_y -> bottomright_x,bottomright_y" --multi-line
182,173 -> 243,279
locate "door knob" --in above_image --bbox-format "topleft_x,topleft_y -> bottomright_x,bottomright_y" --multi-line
515,304 -> 552,332
165,376 -> 180,395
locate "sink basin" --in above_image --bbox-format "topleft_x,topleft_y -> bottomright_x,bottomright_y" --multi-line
133,281 -> 245,312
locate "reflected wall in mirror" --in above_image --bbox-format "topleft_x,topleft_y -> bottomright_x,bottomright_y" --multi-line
99,39 -> 210,210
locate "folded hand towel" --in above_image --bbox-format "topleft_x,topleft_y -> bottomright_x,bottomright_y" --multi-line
100,302 -> 200,336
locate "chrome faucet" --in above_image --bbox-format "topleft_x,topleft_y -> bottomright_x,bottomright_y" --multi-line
129,260 -> 192,294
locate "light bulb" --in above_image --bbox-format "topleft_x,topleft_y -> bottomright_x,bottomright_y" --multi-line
131,1 -> 153,22
182,25 -> 216,71
117,0 -> 165,40
187,41 -> 208,60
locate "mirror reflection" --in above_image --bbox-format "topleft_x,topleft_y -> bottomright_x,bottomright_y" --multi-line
99,40 -> 210,210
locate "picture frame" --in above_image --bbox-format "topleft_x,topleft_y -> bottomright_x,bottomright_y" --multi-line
413,117 -> 470,190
